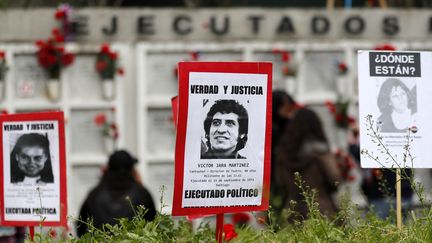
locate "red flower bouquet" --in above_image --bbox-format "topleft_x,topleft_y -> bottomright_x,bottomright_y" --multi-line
325,99 -> 356,128
338,61 -> 348,75
35,29 -> 75,79
95,43 -> 124,80
94,111 -> 119,140
272,49 -> 296,77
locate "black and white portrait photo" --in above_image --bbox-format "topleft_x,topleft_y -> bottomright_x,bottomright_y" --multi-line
201,99 -> 248,159
377,78 -> 417,133
10,133 -> 54,184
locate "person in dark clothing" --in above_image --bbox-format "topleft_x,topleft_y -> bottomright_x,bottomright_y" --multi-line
270,90 -> 298,213
77,150 -> 156,237
275,108 -> 342,221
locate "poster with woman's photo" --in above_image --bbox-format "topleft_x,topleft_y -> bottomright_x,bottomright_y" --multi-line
172,62 -> 272,216
0,111 -> 67,226
358,51 -> 432,168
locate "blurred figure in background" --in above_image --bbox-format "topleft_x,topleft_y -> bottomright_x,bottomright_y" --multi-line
275,108 -> 342,221
77,150 -> 156,237
270,90 -> 298,214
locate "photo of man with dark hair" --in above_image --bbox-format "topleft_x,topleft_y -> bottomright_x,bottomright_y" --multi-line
201,99 -> 248,159
10,133 -> 54,184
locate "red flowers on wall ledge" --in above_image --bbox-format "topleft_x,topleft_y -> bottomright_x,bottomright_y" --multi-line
272,49 -> 296,77
325,100 -> 356,128
94,110 -> 119,141
95,43 -> 124,80
35,29 -> 75,79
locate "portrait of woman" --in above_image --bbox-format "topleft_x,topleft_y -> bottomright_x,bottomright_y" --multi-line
10,133 -> 54,184
377,78 -> 417,133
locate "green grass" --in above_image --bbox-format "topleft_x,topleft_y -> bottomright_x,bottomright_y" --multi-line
29,179 -> 432,243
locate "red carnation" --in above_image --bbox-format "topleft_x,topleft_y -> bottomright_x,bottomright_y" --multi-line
335,114 -> 344,123
232,212 -> 251,226
374,44 -> 396,51
54,9 -> 66,20
43,54 -> 57,66
110,123 -> 118,130
348,116 -> 356,125
281,51 -> 291,62
281,65 -> 291,76
35,40 -> 45,48
48,228 -> 57,239
109,52 -> 118,60
94,113 -> 107,126
256,215 -> 266,225
55,34 -> 65,43
325,101 -> 336,114
223,224 -> 238,242
117,68 -> 124,76
96,61 -> 108,72
52,28 -> 61,37
37,56 -> 50,68
100,43 -> 111,54
338,62 -> 348,73
347,159 -> 356,170
190,51 -> 199,61
61,53 -> 74,66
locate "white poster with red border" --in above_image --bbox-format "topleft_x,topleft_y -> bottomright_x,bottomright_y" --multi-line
172,62 -> 272,216
0,111 -> 67,226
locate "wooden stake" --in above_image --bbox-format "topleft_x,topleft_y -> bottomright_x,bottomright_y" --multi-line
216,213 -> 224,243
396,168 -> 402,229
